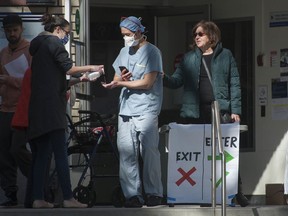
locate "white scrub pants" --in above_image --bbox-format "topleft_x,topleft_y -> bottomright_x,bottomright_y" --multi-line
285,143 -> 288,195
117,114 -> 163,200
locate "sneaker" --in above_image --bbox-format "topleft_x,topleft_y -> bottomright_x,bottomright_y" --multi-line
63,198 -> 88,208
124,196 -> 143,208
236,192 -> 249,207
24,202 -> 32,208
0,199 -> 18,207
200,203 -> 212,207
32,200 -> 54,208
146,195 -> 162,207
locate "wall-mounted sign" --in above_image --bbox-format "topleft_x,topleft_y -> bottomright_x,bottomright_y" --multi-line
271,78 -> 288,99
75,9 -> 80,35
270,11 -> 288,27
258,85 -> 268,106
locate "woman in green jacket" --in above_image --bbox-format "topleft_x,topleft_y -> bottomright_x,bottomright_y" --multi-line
163,20 -> 241,124
164,20 -> 249,207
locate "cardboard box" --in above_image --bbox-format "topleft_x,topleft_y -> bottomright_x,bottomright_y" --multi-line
265,184 -> 286,205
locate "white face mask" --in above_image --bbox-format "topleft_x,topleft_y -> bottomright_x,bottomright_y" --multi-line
123,34 -> 140,47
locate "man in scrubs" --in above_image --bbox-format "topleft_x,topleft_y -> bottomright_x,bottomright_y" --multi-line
102,16 -> 163,207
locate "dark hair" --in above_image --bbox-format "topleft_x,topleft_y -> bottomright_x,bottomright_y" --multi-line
40,13 -> 69,33
2,14 -> 22,28
190,20 -> 221,49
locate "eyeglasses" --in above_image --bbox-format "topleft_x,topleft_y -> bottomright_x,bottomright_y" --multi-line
194,32 -> 205,37
61,28 -> 70,36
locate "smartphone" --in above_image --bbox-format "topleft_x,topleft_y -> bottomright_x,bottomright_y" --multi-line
119,66 -> 128,73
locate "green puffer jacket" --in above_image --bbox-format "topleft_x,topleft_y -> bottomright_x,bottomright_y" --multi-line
163,42 -> 241,118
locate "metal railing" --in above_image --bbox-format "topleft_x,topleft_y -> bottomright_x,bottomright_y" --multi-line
211,100 -> 226,216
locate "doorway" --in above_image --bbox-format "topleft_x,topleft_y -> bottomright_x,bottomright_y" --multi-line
216,18 -> 255,151
88,5 -> 210,114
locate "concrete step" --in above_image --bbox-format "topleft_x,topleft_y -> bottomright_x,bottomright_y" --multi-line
0,205 -> 287,216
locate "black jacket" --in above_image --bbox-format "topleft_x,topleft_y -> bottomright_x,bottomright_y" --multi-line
28,31 -> 73,139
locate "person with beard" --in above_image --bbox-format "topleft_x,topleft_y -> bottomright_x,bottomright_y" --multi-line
0,14 -> 32,207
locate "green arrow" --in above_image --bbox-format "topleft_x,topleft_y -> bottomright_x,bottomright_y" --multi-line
224,151 -> 234,163
216,171 -> 230,188
207,151 -> 234,163
207,155 -> 222,161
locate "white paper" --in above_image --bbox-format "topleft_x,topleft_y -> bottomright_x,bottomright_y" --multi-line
4,54 -> 28,78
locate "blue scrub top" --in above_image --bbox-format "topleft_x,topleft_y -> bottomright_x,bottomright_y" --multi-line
113,43 -> 163,116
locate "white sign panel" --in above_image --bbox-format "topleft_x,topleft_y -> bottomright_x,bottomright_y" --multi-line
167,123 -> 239,204
270,11 -> 288,27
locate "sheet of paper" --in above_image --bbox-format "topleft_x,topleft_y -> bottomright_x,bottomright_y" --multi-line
4,54 -> 28,78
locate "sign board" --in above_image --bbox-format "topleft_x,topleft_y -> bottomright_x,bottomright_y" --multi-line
270,11 -> 288,27
75,9 -> 80,35
167,123 -> 239,204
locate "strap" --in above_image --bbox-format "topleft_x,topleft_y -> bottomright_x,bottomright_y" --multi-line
202,57 -> 212,85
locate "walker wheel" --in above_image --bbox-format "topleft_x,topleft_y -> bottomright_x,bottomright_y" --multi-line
73,185 -> 96,207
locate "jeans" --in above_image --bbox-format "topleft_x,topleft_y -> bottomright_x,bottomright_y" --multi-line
30,129 -> 73,200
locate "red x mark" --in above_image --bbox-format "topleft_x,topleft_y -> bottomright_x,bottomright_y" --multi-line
176,167 -> 196,186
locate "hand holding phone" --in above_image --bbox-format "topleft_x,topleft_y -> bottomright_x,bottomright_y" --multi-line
119,66 -> 128,73
119,66 -> 132,81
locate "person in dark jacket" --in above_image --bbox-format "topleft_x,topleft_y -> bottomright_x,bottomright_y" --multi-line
163,20 -> 248,207
163,20 -> 241,123
28,13 -> 104,208
0,13 -> 32,207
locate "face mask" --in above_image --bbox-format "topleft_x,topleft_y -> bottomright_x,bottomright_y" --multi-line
61,34 -> 70,45
123,34 -> 140,47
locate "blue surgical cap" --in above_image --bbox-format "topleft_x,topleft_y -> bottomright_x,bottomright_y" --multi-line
119,16 -> 145,33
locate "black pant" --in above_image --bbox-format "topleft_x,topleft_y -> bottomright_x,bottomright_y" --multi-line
0,112 -> 32,197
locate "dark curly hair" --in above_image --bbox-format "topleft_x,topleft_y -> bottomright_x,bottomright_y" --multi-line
40,13 -> 69,33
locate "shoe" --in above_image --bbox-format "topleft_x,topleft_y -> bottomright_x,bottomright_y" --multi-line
0,191 -> 18,207
200,203 -> 212,207
63,198 -> 88,208
0,199 -> 18,207
236,192 -> 249,207
124,196 -> 143,208
24,202 -> 32,208
146,195 -> 162,207
32,200 -> 54,208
